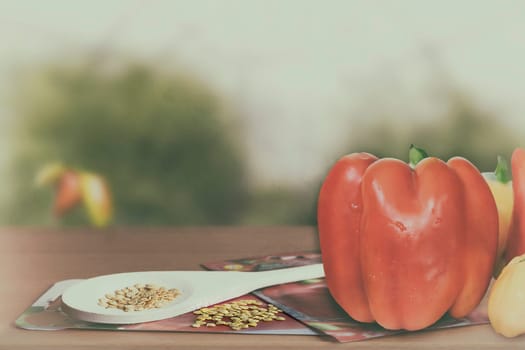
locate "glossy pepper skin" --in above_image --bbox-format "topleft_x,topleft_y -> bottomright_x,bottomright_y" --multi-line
318,152 -> 498,331
505,148 -> 525,262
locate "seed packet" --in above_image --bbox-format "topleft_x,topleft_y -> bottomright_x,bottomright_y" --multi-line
16,251 -> 489,342
203,252 -> 490,342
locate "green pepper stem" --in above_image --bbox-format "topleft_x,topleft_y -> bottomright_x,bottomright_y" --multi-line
409,144 -> 429,168
494,155 -> 511,184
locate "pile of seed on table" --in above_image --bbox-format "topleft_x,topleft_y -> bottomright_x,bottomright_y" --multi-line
98,284 -> 180,312
192,299 -> 286,330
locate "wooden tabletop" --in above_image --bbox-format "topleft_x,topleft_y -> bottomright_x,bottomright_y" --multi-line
1,226 -> 524,349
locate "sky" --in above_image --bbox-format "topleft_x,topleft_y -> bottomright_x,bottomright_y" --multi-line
1,0 -> 525,186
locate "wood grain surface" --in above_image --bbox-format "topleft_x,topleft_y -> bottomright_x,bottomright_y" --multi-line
1,226 -> 524,349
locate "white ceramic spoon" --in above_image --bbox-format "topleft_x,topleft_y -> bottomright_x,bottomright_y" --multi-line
61,263 -> 324,324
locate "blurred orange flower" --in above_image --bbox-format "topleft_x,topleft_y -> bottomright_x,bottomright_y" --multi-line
36,163 -> 113,227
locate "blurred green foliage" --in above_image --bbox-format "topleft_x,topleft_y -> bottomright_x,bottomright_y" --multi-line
2,59 -> 518,227
241,187 -> 318,225
5,61 -> 248,225
342,91 -> 517,173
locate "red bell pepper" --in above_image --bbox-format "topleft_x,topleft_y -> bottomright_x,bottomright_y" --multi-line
317,146 -> 498,330
505,148 -> 525,262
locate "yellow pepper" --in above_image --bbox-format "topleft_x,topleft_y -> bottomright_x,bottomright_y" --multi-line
483,156 -> 514,276
488,253 -> 525,337
81,173 -> 113,227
